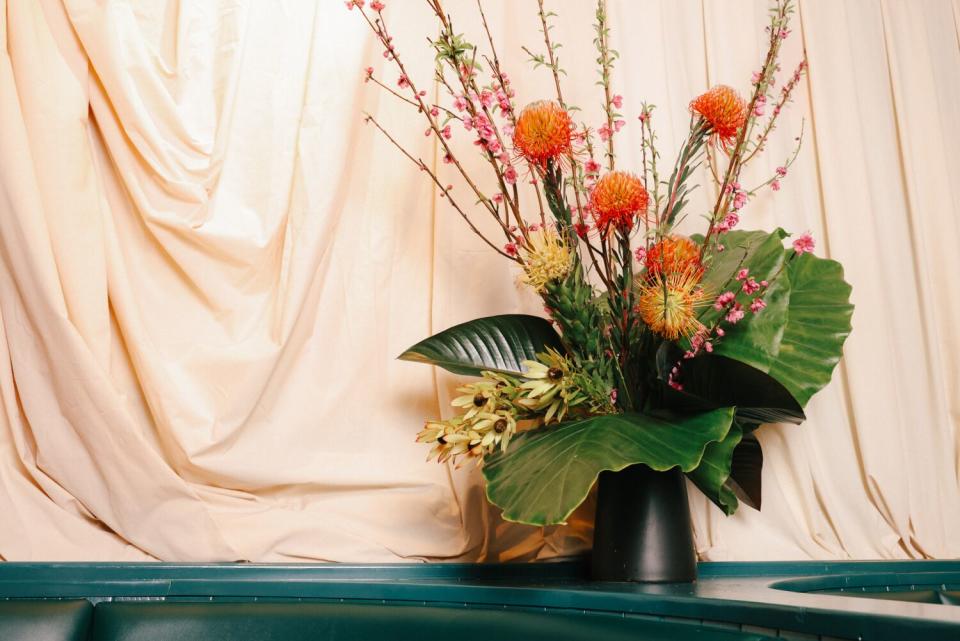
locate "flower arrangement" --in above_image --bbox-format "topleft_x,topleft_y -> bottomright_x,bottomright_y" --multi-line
352,0 -> 852,528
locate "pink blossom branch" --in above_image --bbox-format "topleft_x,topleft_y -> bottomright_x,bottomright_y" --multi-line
531,0 -> 599,276
741,57 -> 807,166
364,113 -> 518,262
594,0 -> 617,171
701,0 -> 793,256
357,5 -> 505,232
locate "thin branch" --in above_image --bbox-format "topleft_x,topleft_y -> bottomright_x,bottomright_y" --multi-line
365,113 -> 518,262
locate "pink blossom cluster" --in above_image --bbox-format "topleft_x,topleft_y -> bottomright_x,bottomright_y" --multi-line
449,86 -> 518,184
597,95 -> 626,141
711,267 -> 770,332
771,165 -> 787,191
715,182 -> 747,233
598,119 -> 626,142
667,363 -> 684,391
491,73 -> 516,114
792,232 -> 815,254
754,93 -> 767,117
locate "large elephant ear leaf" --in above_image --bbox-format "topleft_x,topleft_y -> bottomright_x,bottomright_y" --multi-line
768,253 -> 854,406
482,408 -> 734,526
398,314 -> 563,377
687,423 -> 766,515
697,229 -> 790,372
686,421 -> 743,515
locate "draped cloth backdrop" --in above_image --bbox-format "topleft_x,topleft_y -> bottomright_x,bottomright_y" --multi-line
1,0 -> 958,562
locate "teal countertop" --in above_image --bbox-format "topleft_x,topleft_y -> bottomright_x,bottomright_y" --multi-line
1,560 -> 958,640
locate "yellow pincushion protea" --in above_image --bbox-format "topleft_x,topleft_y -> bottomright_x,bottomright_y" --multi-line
520,229 -> 572,292
637,269 -> 708,340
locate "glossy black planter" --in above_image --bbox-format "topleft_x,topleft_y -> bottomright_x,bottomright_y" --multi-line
591,464 -> 697,583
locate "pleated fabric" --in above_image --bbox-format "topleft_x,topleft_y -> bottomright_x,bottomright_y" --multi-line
0,0 -> 957,561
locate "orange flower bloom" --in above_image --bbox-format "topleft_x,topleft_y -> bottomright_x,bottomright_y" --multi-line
590,171 -> 649,231
645,235 -> 704,280
637,269 -> 707,341
690,85 -> 747,146
513,101 -> 573,166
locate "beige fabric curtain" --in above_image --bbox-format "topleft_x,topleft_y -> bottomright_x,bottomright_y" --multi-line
0,0 -> 957,562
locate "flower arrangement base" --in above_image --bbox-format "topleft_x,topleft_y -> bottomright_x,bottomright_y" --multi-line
591,464 -> 697,583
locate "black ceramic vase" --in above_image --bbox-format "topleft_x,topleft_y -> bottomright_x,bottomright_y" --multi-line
591,464 -> 697,583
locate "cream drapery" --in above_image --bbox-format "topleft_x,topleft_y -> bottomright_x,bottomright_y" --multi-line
0,0 -> 957,562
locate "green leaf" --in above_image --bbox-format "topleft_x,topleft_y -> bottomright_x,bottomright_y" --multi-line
712,272 -> 790,372
767,253 -> 854,406
398,314 -> 563,377
482,408 -> 735,526
699,229 -> 789,372
657,353 -> 805,425
687,421 -> 743,515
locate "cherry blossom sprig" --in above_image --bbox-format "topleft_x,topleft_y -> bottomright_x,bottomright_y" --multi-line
746,122 -> 804,195
363,114 -> 516,260
355,1 -> 519,259
426,9 -> 528,242
637,105 -> 662,238
522,0 -> 610,287
593,0 -> 621,171
701,0 -> 795,256
474,0 -> 550,228
364,69 -> 463,125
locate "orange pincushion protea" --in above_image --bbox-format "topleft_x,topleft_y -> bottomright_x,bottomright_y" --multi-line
513,101 -> 573,166
690,85 -> 747,146
645,235 -> 704,280
590,171 -> 649,231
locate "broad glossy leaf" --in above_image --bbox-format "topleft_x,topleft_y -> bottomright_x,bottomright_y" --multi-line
657,353 -> 805,425
398,314 -> 563,377
687,421 -> 743,515
712,273 -> 790,372
698,229 -> 789,372
768,253 -> 853,406
482,408 -> 735,526
700,229 -> 788,295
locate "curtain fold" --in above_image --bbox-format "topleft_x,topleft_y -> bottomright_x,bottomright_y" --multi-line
0,0 -> 957,562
